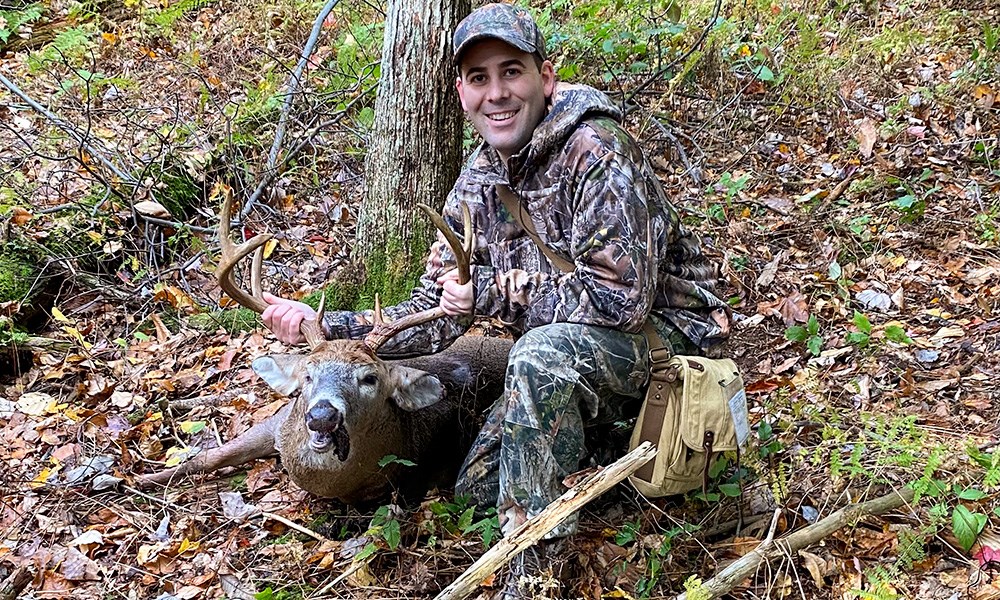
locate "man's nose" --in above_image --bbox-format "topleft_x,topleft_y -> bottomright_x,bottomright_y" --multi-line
486,78 -> 510,102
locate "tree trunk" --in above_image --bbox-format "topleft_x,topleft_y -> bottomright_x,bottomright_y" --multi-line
355,0 -> 470,305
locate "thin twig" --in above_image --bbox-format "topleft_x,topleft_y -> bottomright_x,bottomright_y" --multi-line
314,560 -> 367,597
0,72 -> 136,185
242,0 -> 343,219
260,511 -> 327,542
624,0 -> 723,108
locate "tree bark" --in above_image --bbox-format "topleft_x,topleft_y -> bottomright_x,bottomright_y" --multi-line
355,0 -> 470,304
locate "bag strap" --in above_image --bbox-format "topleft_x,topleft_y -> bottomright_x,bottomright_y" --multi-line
496,182 -> 668,359
496,184 -> 575,273
497,183 -> 672,469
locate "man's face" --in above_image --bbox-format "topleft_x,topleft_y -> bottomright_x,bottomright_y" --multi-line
456,39 -> 555,163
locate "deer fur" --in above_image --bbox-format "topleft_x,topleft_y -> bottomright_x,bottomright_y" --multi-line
138,335 -> 512,504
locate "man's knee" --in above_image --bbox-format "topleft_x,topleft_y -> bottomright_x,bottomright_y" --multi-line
507,323 -> 589,372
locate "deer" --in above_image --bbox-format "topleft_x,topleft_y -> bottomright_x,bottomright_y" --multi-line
137,191 -> 511,504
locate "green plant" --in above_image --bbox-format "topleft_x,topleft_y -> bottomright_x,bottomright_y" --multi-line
635,526 -> 687,599
715,171 -> 751,202
967,445 -> 1000,490
890,168 -> 939,223
757,420 -> 783,458
976,20 -> 999,57
682,575 -> 711,600
147,0 -> 217,34
426,497 -> 499,547
846,310 -> 872,348
254,586 -> 307,600
0,317 -> 29,346
953,505 -> 988,552
0,3 -> 44,44
539,0 -> 685,85
27,26 -> 97,71
354,503 -> 402,562
786,314 -> 823,356
973,200 -> 999,244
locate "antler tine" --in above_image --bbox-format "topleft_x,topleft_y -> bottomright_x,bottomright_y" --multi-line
218,188 -> 272,314
372,294 -> 384,327
417,201 -> 474,284
218,189 -> 328,349
363,202 -> 474,352
299,292 -> 327,349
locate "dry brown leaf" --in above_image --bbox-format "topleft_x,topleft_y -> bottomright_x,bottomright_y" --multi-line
347,560 -> 377,587
729,536 -> 762,557
772,355 -> 800,374
59,546 -> 100,581
856,118 -> 878,158
799,550 -> 832,588
174,585 -> 206,599
973,84 -> 995,110
12,206 -> 33,225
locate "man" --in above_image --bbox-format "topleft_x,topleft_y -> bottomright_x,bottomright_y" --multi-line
263,3 -> 730,596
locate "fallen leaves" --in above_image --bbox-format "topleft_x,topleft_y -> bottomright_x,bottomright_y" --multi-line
855,118 -> 879,159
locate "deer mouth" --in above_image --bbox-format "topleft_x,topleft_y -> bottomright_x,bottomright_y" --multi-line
307,424 -> 351,461
305,401 -> 350,460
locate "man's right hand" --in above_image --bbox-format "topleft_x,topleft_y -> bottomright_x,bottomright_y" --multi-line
262,292 -> 317,345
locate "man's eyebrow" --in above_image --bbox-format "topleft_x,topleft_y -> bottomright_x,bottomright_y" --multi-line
464,58 -> 528,76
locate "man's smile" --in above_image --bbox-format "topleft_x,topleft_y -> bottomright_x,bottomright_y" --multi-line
487,109 -> 519,122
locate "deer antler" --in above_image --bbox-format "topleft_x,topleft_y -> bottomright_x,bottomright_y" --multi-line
363,201 -> 474,351
217,188 -> 327,348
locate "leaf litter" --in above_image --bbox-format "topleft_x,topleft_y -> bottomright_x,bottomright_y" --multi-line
1,0 -> 998,598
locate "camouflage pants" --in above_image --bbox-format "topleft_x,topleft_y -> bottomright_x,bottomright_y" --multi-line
454,322 -> 653,539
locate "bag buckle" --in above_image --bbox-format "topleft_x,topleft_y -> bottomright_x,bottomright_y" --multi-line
649,346 -> 672,365
648,347 -> 678,383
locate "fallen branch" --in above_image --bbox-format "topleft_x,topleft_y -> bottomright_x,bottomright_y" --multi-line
15,337 -> 73,352
434,441 -> 657,600
242,0 -> 342,219
0,566 -> 33,600
813,166 -> 858,215
675,486 -> 915,600
0,73 -> 136,186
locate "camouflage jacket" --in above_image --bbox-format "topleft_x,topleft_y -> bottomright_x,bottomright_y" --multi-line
323,83 -> 730,357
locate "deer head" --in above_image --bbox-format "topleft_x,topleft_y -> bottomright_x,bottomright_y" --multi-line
216,188 -> 474,463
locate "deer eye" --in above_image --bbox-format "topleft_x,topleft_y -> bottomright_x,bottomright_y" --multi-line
303,373 -> 313,386
360,373 -> 378,387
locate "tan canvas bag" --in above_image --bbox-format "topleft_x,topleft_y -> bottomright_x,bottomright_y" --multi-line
496,184 -> 749,497
628,353 -> 747,497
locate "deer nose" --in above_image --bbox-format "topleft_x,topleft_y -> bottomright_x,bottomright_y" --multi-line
306,401 -> 343,431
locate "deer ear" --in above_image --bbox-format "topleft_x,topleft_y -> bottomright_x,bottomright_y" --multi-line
253,355 -> 306,396
387,365 -> 444,411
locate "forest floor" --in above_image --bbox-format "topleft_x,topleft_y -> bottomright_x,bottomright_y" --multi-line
1,0 -> 998,599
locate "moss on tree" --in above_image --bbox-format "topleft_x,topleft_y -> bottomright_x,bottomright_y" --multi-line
0,249 -> 38,304
353,234 -> 430,311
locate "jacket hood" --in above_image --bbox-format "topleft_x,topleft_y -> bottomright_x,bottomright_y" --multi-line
519,83 -> 622,168
463,83 -> 622,183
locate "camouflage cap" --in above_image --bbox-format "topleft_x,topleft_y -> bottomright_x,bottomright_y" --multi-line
453,3 -> 547,67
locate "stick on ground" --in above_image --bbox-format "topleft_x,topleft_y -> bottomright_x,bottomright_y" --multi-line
675,486 -> 915,600
434,441 -> 657,600
0,566 -> 33,600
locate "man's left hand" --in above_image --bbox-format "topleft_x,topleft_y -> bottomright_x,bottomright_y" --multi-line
437,268 -> 474,316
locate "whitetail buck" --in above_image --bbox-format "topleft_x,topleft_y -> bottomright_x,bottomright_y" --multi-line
138,192 -> 511,503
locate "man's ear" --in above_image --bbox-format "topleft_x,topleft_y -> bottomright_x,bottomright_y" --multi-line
456,77 -> 468,111
252,355 -> 306,396
387,365 -> 444,411
541,60 -> 556,98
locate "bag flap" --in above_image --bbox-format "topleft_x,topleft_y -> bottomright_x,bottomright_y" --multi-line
674,356 -> 745,452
